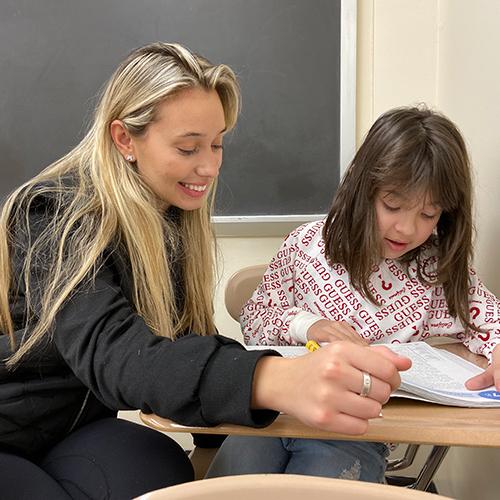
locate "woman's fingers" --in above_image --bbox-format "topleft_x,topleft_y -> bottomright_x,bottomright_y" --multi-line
321,342 -> 410,392
363,345 -> 412,389
335,321 -> 368,345
335,390 -> 383,419
317,349 -> 393,404
318,412 -> 370,436
252,341 -> 411,434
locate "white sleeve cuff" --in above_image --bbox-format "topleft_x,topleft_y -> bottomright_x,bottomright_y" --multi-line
289,311 -> 324,344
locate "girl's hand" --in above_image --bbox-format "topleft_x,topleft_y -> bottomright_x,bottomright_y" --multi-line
252,342 -> 411,435
465,344 -> 500,391
307,319 -> 368,346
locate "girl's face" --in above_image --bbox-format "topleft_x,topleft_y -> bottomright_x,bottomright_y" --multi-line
130,87 -> 226,210
375,189 -> 442,259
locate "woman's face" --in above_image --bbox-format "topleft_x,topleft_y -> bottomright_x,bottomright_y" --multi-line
130,87 -> 226,210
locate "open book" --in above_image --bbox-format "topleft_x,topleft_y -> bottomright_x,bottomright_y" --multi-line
247,342 -> 500,408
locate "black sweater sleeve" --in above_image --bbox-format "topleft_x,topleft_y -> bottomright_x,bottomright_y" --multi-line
51,259 -> 279,428
10,196 -> 280,429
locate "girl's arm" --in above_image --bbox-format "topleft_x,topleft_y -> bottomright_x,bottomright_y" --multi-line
241,226 -> 315,346
241,222 -> 367,347
461,270 -> 500,361
462,270 -> 500,390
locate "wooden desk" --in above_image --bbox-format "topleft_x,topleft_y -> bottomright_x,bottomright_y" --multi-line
140,343 -> 496,489
141,343 -> 496,447
141,398 -> 500,448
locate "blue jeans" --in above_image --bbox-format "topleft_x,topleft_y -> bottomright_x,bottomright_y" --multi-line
206,436 -> 389,483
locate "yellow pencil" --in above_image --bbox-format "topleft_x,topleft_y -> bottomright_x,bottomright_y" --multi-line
305,340 -> 321,352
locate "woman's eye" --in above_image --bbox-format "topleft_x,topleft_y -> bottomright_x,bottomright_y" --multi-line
212,144 -> 224,151
422,212 -> 438,220
178,147 -> 198,156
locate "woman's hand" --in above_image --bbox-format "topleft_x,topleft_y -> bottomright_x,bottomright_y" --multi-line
465,344 -> 500,391
307,319 -> 368,346
252,343 -> 411,435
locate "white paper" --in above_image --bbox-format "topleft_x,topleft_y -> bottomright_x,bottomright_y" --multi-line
246,345 -> 308,358
388,342 -> 500,407
247,341 -> 500,407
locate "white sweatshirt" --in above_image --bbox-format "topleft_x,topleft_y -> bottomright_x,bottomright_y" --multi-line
241,220 -> 500,362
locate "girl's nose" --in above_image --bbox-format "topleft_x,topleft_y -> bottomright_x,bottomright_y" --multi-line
394,214 -> 416,236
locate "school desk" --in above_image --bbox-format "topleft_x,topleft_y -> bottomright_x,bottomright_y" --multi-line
140,343 -> 497,491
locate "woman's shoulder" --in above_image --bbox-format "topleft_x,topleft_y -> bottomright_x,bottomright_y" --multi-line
10,175 -> 78,218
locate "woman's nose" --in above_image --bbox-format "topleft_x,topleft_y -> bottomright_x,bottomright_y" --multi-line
195,153 -> 222,178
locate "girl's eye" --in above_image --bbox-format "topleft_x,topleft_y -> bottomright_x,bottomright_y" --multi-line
383,202 -> 400,212
178,147 -> 198,156
212,144 -> 224,151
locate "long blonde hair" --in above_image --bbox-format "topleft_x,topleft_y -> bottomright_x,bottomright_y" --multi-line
0,42 -> 240,365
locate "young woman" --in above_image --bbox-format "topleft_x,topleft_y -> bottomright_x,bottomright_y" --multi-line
0,42 -> 410,498
206,105 -> 500,482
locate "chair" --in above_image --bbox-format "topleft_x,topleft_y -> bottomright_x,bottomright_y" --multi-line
135,474 -> 453,500
224,264 -> 268,321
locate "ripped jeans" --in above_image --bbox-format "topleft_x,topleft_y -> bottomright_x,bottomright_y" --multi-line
206,436 -> 389,483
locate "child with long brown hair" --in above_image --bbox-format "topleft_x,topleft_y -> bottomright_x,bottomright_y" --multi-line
206,105 -> 500,482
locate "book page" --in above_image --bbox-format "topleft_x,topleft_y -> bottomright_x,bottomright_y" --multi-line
246,345 -> 308,358
389,342 -> 481,391
388,342 -> 500,407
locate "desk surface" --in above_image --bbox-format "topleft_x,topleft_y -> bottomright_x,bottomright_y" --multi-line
140,343 -> 500,448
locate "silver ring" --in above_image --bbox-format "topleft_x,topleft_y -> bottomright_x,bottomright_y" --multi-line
360,371 -> 372,397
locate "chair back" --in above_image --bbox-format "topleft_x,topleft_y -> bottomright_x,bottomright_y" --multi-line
224,264 -> 267,322
136,474 -> 453,500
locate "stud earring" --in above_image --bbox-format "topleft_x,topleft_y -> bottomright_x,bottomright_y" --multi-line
125,154 -> 135,162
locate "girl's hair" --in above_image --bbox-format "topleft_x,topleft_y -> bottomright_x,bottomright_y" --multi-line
323,105 -> 474,330
0,42 -> 241,365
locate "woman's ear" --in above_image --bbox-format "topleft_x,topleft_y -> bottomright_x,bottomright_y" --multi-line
110,120 -> 135,159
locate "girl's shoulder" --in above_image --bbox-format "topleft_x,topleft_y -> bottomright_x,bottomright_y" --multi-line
418,239 -> 440,273
287,218 -> 325,242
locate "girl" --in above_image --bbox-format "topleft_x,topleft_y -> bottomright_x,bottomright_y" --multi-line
0,43 -> 409,498
206,105 -> 500,483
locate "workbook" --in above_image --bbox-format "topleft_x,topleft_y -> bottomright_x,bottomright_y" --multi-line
246,342 -> 500,407
386,341 -> 500,407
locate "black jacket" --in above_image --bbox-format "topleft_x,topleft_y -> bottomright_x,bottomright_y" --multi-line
0,192 -> 278,457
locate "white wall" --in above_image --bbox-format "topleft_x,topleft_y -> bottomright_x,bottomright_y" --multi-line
434,2 -> 500,498
437,0 -> 500,295
350,1 -> 499,498
358,0 -> 500,297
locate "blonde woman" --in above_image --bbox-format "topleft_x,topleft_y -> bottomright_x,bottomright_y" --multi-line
0,42 -> 410,498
